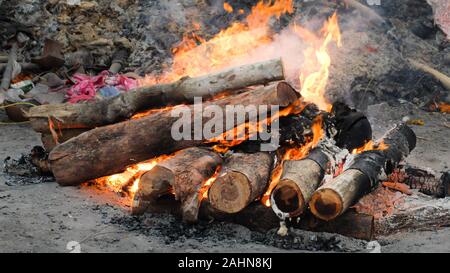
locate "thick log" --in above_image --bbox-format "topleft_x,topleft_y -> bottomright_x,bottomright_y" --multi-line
208,152 -> 273,213
132,147 -> 221,223
296,209 -> 374,241
271,148 -> 330,218
26,58 -> 285,133
50,82 -> 299,186
309,123 -> 417,221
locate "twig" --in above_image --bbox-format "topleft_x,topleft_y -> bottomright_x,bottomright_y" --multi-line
408,59 -> 450,90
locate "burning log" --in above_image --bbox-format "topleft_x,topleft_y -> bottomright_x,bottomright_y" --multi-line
309,124 -> 417,221
49,81 -> 299,186
26,58 -> 285,133
208,152 -> 273,213
271,148 -> 331,218
132,147 -> 221,223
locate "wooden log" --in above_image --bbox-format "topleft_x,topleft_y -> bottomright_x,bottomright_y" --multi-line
271,148 -> 330,218
309,123 -> 417,221
132,147 -> 222,223
49,81 -> 299,186
26,58 -> 285,133
296,209 -> 374,241
0,42 -> 18,92
208,152 -> 273,213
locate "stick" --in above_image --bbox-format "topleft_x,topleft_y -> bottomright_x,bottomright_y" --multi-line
27,58 -> 285,133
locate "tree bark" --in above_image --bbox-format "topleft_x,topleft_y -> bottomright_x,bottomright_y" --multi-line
271,148 -> 330,218
26,58 -> 285,133
208,152 -> 273,213
50,81 -> 299,186
309,123 -> 417,221
132,147 -> 221,223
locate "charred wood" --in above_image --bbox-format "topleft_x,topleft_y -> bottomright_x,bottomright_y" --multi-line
310,123 -> 417,221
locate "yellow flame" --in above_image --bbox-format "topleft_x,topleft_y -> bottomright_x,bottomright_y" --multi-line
296,12 -> 341,111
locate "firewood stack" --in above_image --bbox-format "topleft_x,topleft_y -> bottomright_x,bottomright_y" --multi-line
25,59 -> 417,240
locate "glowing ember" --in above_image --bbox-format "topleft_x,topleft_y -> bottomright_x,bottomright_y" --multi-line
438,102 -> 450,113
223,2 -> 233,13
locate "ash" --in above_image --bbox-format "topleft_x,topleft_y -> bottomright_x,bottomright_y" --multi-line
110,213 -> 366,252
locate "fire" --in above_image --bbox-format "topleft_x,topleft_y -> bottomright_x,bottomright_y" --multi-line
261,116 -> 325,207
223,2 -> 233,13
352,140 -> 389,154
91,2 -> 344,209
296,12 -> 341,111
139,0 -> 294,85
198,166 -> 222,201
438,102 -> 450,113
93,155 -> 171,202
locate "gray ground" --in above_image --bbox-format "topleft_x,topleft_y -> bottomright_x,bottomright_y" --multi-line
0,104 -> 449,253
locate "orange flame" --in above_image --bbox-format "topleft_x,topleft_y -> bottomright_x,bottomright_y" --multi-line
352,140 -> 389,154
438,102 -> 450,113
139,0 -> 294,85
261,116 -> 324,207
198,166 -> 222,201
93,154 -> 172,203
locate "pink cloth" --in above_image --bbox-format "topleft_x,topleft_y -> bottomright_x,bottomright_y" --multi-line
66,71 -> 137,103
428,0 -> 450,39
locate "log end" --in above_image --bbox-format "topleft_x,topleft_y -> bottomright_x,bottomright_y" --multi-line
131,166 -> 173,215
309,188 -> 343,221
276,82 -> 300,107
208,171 -> 251,214
272,179 -> 306,217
